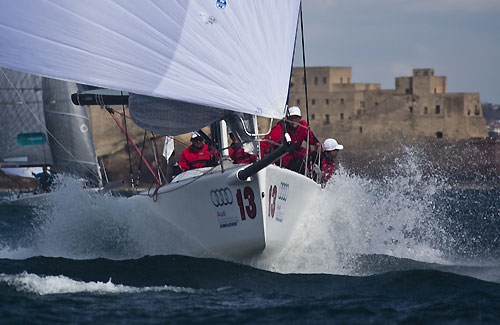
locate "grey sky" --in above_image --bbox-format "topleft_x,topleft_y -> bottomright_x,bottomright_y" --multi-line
295,0 -> 500,104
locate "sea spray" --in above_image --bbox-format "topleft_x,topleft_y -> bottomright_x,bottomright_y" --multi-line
250,147 -> 452,275
5,175 -> 207,260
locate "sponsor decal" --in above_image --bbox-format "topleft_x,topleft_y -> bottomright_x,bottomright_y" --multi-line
220,222 -> 237,228
17,133 -> 46,146
275,182 -> 289,222
217,210 -> 238,228
210,187 -> 238,228
80,124 -> 89,133
278,182 -> 289,201
216,0 -> 227,10
268,182 -> 289,222
210,187 -> 233,207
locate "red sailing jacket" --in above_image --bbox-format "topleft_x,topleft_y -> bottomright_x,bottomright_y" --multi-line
179,144 -> 217,171
261,120 -> 319,167
321,156 -> 336,182
228,144 -> 257,165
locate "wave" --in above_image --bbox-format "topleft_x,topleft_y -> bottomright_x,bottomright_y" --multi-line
0,256 -> 499,296
0,271 -> 197,295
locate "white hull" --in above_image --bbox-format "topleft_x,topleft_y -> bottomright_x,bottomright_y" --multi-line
129,164 -> 321,259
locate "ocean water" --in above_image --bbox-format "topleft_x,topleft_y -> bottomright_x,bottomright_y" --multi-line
0,152 -> 499,324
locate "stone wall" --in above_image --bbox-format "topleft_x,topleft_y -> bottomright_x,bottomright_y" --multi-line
289,66 -> 488,151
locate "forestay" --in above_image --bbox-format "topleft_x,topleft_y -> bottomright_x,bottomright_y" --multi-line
0,0 -> 301,125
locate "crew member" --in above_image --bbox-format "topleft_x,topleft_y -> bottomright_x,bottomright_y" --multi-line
32,166 -> 54,192
179,132 -> 218,171
228,132 -> 257,165
261,106 -> 320,172
321,138 -> 343,184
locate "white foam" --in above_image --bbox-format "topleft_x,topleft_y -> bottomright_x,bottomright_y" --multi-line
250,147 -> 452,275
2,175 -> 206,260
0,272 -> 197,295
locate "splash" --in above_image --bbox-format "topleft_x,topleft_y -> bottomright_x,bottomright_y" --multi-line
0,175 -> 206,260
251,147 -> 459,275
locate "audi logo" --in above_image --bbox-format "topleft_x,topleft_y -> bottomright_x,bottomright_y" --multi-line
278,182 -> 289,201
210,188 -> 233,207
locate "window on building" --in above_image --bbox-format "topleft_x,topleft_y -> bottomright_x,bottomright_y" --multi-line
311,114 -> 315,120
359,126 -> 363,134
436,131 -> 443,139
474,105 -> 480,115
312,99 -> 316,105
409,106 -> 413,114
348,78 -> 350,83
434,88 -> 437,94
467,110 -> 471,116
424,107 -> 428,114
375,102 -> 379,107
340,113 -> 344,120
360,101 -> 365,108
424,71 -> 428,76
325,114 -> 330,125
340,98 -> 344,104
314,76 -> 318,85
296,99 -> 300,105
405,88 -> 410,94
340,77 -> 343,84
415,71 -> 419,76
325,98 -> 329,105
435,105 -> 440,114
322,77 -> 327,84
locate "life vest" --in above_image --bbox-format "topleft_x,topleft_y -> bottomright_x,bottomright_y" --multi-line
179,144 -> 217,171
321,156 -> 336,182
261,120 -> 319,168
228,144 -> 257,165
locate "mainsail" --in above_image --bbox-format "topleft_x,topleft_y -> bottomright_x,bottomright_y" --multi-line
0,0 -> 301,135
0,69 -> 53,167
0,68 -> 101,184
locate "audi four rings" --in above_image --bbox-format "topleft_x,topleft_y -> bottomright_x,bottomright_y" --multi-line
210,188 -> 233,207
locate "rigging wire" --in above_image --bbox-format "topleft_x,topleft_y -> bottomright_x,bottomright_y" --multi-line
136,130 -> 148,187
300,4 -> 310,126
300,4 -> 312,176
0,67 -> 101,181
120,92 -> 135,189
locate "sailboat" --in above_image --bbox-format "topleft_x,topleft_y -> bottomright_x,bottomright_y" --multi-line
0,0 -> 321,258
0,68 -> 102,201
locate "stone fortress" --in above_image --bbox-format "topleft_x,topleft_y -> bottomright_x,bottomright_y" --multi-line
288,67 -> 488,152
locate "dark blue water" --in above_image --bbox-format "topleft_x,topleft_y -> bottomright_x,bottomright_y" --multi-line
0,173 -> 499,324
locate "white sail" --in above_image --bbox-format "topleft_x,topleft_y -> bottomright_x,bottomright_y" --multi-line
0,0 -> 300,119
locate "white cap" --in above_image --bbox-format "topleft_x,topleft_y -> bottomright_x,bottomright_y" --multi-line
323,138 -> 343,151
191,131 -> 201,139
288,106 -> 301,117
